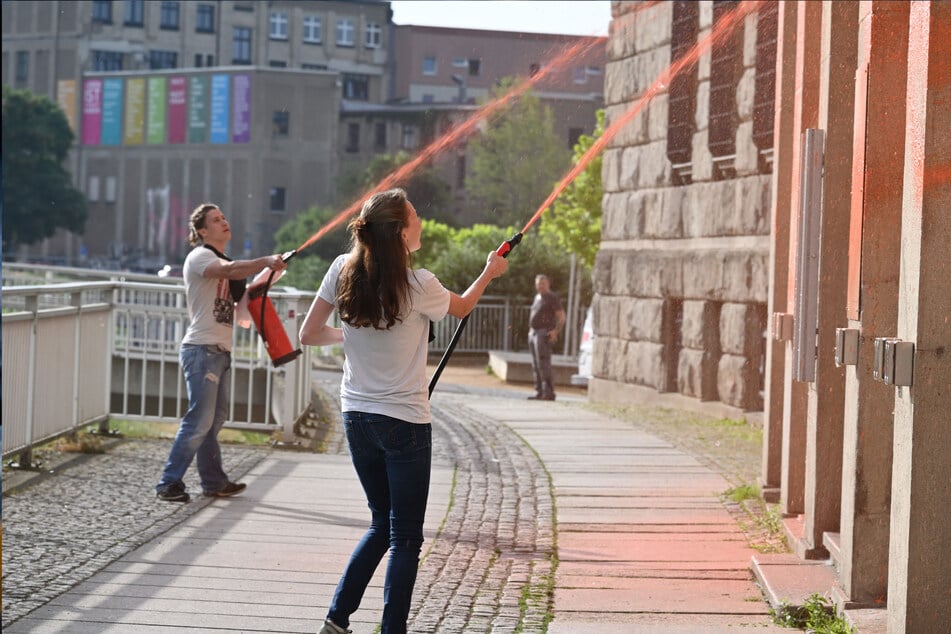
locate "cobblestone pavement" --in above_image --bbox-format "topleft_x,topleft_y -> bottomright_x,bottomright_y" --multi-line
1,441 -> 267,628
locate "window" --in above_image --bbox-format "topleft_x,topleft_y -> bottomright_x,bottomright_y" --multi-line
88,176 -> 100,202
336,18 -> 354,46
269,60 -> 287,68
752,1 -> 778,173
15,51 -> 28,83
303,15 -> 321,43
124,0 -> 144,26
422,94 -> 434,104
269,187 -> 286,212
233,2 -> 254,11
572,67 -> 587,84
342,73 -> 369,101
149,50 -> 178,69
365,22 -> 381,48
92,50 -> 123,71
269,11 -> 288,40
468,58 -> 480,76
375,122 -> 386,150
456,154 -> 466,188
194,53 -> 213,67
529,63 -> 540,78
401,124 -> 417,150
92,0 -> 112,23
196,4 -> 215,32
452,57 -> 467,68
568,127 -> 583,149
273,110 -> 289,136
232,27 -> 252,64
302,63 -> 327,71
346,123 -> 360,152
666,0 -> 699,184
708,0 -> 741,179
195,53 -> 202,67
587,65 -> 603,75
105,177 -> 117,203
422,56 -> 436,75
160,1 -> 180,30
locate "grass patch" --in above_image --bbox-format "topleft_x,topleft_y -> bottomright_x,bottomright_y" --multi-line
771,593 -> 854,633
101,419 -> 272,445
724,482 -> 761,503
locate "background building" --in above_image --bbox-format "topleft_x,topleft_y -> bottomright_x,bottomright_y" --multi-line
2,0 -> 605,268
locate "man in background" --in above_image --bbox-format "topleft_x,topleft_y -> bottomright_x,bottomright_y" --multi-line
527,274 -> 565,401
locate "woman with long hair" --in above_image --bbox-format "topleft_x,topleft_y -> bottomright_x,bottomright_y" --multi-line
299,188 -> 508,633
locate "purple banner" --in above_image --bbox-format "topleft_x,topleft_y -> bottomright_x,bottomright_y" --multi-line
232,74 -> 251,143
167,76 -> 187,144
81,79 -> 103,146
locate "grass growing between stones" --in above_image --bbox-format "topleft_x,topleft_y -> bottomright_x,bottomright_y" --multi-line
771,593 -> 855,633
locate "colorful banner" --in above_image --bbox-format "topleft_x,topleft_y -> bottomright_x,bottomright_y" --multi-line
147,77 -> 167,144
81,79 -> 103,146
187,75 -> 207,143
232,74 -> 251,143
56,79 -> 77,132
100,78 -> 123,145
124,78 -> 145,144
167,77 -> 187,144
210,74 -> 230,144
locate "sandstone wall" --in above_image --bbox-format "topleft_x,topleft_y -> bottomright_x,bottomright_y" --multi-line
594,1 -> 770,412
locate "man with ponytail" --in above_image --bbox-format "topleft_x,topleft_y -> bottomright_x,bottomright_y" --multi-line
299,188 -> 508,634
155,203 -> 286,503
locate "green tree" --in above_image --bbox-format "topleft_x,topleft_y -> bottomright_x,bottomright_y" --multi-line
2,86 -> 87,250
465,80 -> 571,227
540,109 -> 604,268
337,151 -> 456,226
272,205 -> 350,291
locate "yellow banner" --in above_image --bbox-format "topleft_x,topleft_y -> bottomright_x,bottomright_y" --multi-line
56,79 -> 77,132
124,78 -> 145,144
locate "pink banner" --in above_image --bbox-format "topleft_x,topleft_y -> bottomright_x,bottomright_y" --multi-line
81,79 -> 103,146
167,76 -> 187,144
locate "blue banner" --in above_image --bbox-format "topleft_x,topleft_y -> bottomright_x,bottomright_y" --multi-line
101,78 -> 123,145
210,74 -> 229,144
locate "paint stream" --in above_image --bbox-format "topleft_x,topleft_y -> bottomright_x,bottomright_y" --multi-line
518,0 -> 765,236
294,0 -> 665,254
295,35 -> 604,252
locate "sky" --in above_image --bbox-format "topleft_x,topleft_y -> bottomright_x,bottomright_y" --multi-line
390,1 -> 612,37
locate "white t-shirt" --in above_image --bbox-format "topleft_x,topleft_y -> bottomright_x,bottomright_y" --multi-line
181,246 -> 234,351
318,254 -> 451,424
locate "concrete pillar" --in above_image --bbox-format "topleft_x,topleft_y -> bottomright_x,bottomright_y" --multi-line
838,0 -> 908,608
780,0 -> 821,519
797,0 -> 858,560
887,3 -> 951,631
762,0 -> 798,502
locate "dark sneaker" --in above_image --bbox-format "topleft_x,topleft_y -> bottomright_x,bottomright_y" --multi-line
542,393 -> 556,401
527,393 -> 544,400
157,484 -> 190,503
204,482 -> 247,498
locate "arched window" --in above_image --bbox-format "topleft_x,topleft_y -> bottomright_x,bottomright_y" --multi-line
667,1 -> 699,184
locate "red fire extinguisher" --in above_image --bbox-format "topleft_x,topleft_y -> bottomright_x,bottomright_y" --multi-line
246,250 -> 302,367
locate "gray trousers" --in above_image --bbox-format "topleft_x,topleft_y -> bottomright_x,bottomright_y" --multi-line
528,329 -> 555,397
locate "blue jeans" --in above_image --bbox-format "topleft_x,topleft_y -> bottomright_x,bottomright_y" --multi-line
156,344 -> 232,494
327,412 -> 432,634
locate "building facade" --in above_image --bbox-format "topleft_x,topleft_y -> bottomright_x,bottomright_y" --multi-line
2,0 -> 606,267
594,0 -> 775,414
600,1 -> 950,631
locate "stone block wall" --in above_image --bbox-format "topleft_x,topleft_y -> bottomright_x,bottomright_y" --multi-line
592,1 -> 771,412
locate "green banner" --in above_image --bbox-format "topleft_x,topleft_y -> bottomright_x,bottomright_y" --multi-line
147,77 -> 167,144
188,76 -> 208,143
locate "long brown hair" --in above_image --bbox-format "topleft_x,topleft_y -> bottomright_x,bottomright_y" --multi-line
337,188 -> 412,329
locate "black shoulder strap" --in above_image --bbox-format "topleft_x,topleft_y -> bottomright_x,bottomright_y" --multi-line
203,245 -> 246,302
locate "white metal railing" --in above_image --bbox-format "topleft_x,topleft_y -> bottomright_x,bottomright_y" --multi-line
2,277 -> 314,462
